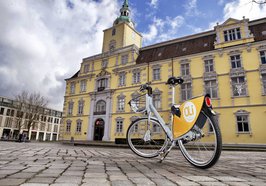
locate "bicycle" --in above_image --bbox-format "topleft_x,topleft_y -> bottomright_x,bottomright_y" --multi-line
127,76 -> 222,169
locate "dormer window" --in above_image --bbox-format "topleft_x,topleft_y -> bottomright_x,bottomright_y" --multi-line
224,28 -> 241,42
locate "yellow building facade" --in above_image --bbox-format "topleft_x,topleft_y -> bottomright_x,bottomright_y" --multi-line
62,1 -> 266,145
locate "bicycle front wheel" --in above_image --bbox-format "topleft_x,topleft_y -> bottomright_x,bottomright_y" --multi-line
127,118 -> 169,158
178,111 -> 222,169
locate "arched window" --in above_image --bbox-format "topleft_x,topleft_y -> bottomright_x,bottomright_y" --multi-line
95,100 -> 106,114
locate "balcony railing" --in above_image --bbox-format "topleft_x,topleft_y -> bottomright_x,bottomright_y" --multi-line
97,87 -> 105,92
93,111 -> 106,115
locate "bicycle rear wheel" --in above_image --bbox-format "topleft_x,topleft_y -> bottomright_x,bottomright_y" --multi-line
127,118 -> 169,158
178,111 -> 222,169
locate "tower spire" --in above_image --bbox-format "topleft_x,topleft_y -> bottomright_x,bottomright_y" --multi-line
113,0 -> 134,27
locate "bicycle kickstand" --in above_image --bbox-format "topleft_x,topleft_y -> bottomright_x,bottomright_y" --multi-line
158,141 -> 176,163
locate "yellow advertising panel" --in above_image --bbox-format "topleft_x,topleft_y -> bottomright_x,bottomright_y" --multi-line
172,96 -> 205,138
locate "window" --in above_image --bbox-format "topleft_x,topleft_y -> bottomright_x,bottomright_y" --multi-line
133,124 -> 138,133
153,68 -> 161,81
181,63 -> 190,76
109,40 -> 116,51
153,90 -> 161,109
116,120 -> 123,133
205,80 -> 218,98
119,73 -> 126,86
96,100 -> 106,113
76,120 -> 82,133
102,59 -> 108,68
204,59 -> 214,72
260,51 -> 266,64
112,28 -> 116,36
84,64 -> 89,73
53,125 -> 58,133
230,55 -> 241,69
80,80 -> 86,92
121,55 -> 128,65
236,115 -> 250,133
70,82 -> 75,94
117,96 -> 125,112
262,74 -> 266,94
6,109 -> 10,116
66,120 -> 71,132
97,78 -> 108,91
68,102 -> 74,115
181,83 -> 192,101
78,100 -> 84,115
153,123 -> 161,133
232,77 -> 246,96
133,71 -> 141,84
0,108 -> 4,115
224,28 -> 241,42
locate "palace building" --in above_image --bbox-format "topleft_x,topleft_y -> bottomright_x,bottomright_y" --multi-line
62,0 -> 266,144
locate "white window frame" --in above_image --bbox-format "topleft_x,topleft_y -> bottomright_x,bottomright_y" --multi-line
70,82 -> 75,94
117,96 -> 125,112
181,83 -> 192,101
80,80 -> 86,92
68,102 -> 74,115
224,27 -> 241,42
133,71 -> 141,84
153,67 -> 161,81
116,119 -> 124,133
121,54 -> 128,65
204,59 -> 214,73
181,63 -> 190,76
205,80 -> 218,99
119,73 -> 126,86
66,120 -> 71,132
76,120 -> 82,133
78,100 -> 84,115
235,110 -> 251,134
231,76 -> 247,97
230,55 -> 242,69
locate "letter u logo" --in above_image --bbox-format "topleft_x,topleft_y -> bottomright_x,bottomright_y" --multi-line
184,105 -> 194,116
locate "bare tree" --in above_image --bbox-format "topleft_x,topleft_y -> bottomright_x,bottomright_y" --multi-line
15,91 -> 48,138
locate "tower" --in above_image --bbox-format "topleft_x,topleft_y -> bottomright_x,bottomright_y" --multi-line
102,0 -> 142,53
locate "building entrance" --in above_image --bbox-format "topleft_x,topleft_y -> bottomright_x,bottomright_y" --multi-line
94,118 -> 104,141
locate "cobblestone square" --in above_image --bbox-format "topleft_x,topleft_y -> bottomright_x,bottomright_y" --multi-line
0,142 -> 265,186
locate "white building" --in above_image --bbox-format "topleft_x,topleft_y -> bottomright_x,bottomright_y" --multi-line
0,96 -> 62,141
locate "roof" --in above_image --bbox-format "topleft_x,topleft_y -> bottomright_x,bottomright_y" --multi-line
136,18 -> 266,64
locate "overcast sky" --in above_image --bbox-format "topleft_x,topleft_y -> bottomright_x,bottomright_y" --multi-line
0,0 -> 266,111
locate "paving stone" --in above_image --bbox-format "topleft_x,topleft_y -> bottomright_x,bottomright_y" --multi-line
0,178 -> 26,186
184,176 -> 218,182
213,176 -> 247,182
55,176 -> 82,184
21,184 -> 49,186
28,177 -> 56,183
111,180 -> 134,186
199,182 -> 228,186
9,172 -> 36,179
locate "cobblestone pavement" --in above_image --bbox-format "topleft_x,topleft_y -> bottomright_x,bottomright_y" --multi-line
0,142 -> 265,186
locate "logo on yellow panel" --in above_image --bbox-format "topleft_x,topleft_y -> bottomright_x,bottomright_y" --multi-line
183,101 -> 197,123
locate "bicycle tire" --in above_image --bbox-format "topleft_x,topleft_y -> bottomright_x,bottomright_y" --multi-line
178,111 -> 222,169
127,118 -> 169,158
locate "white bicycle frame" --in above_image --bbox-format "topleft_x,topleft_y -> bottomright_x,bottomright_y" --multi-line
144,86 -> 176,142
